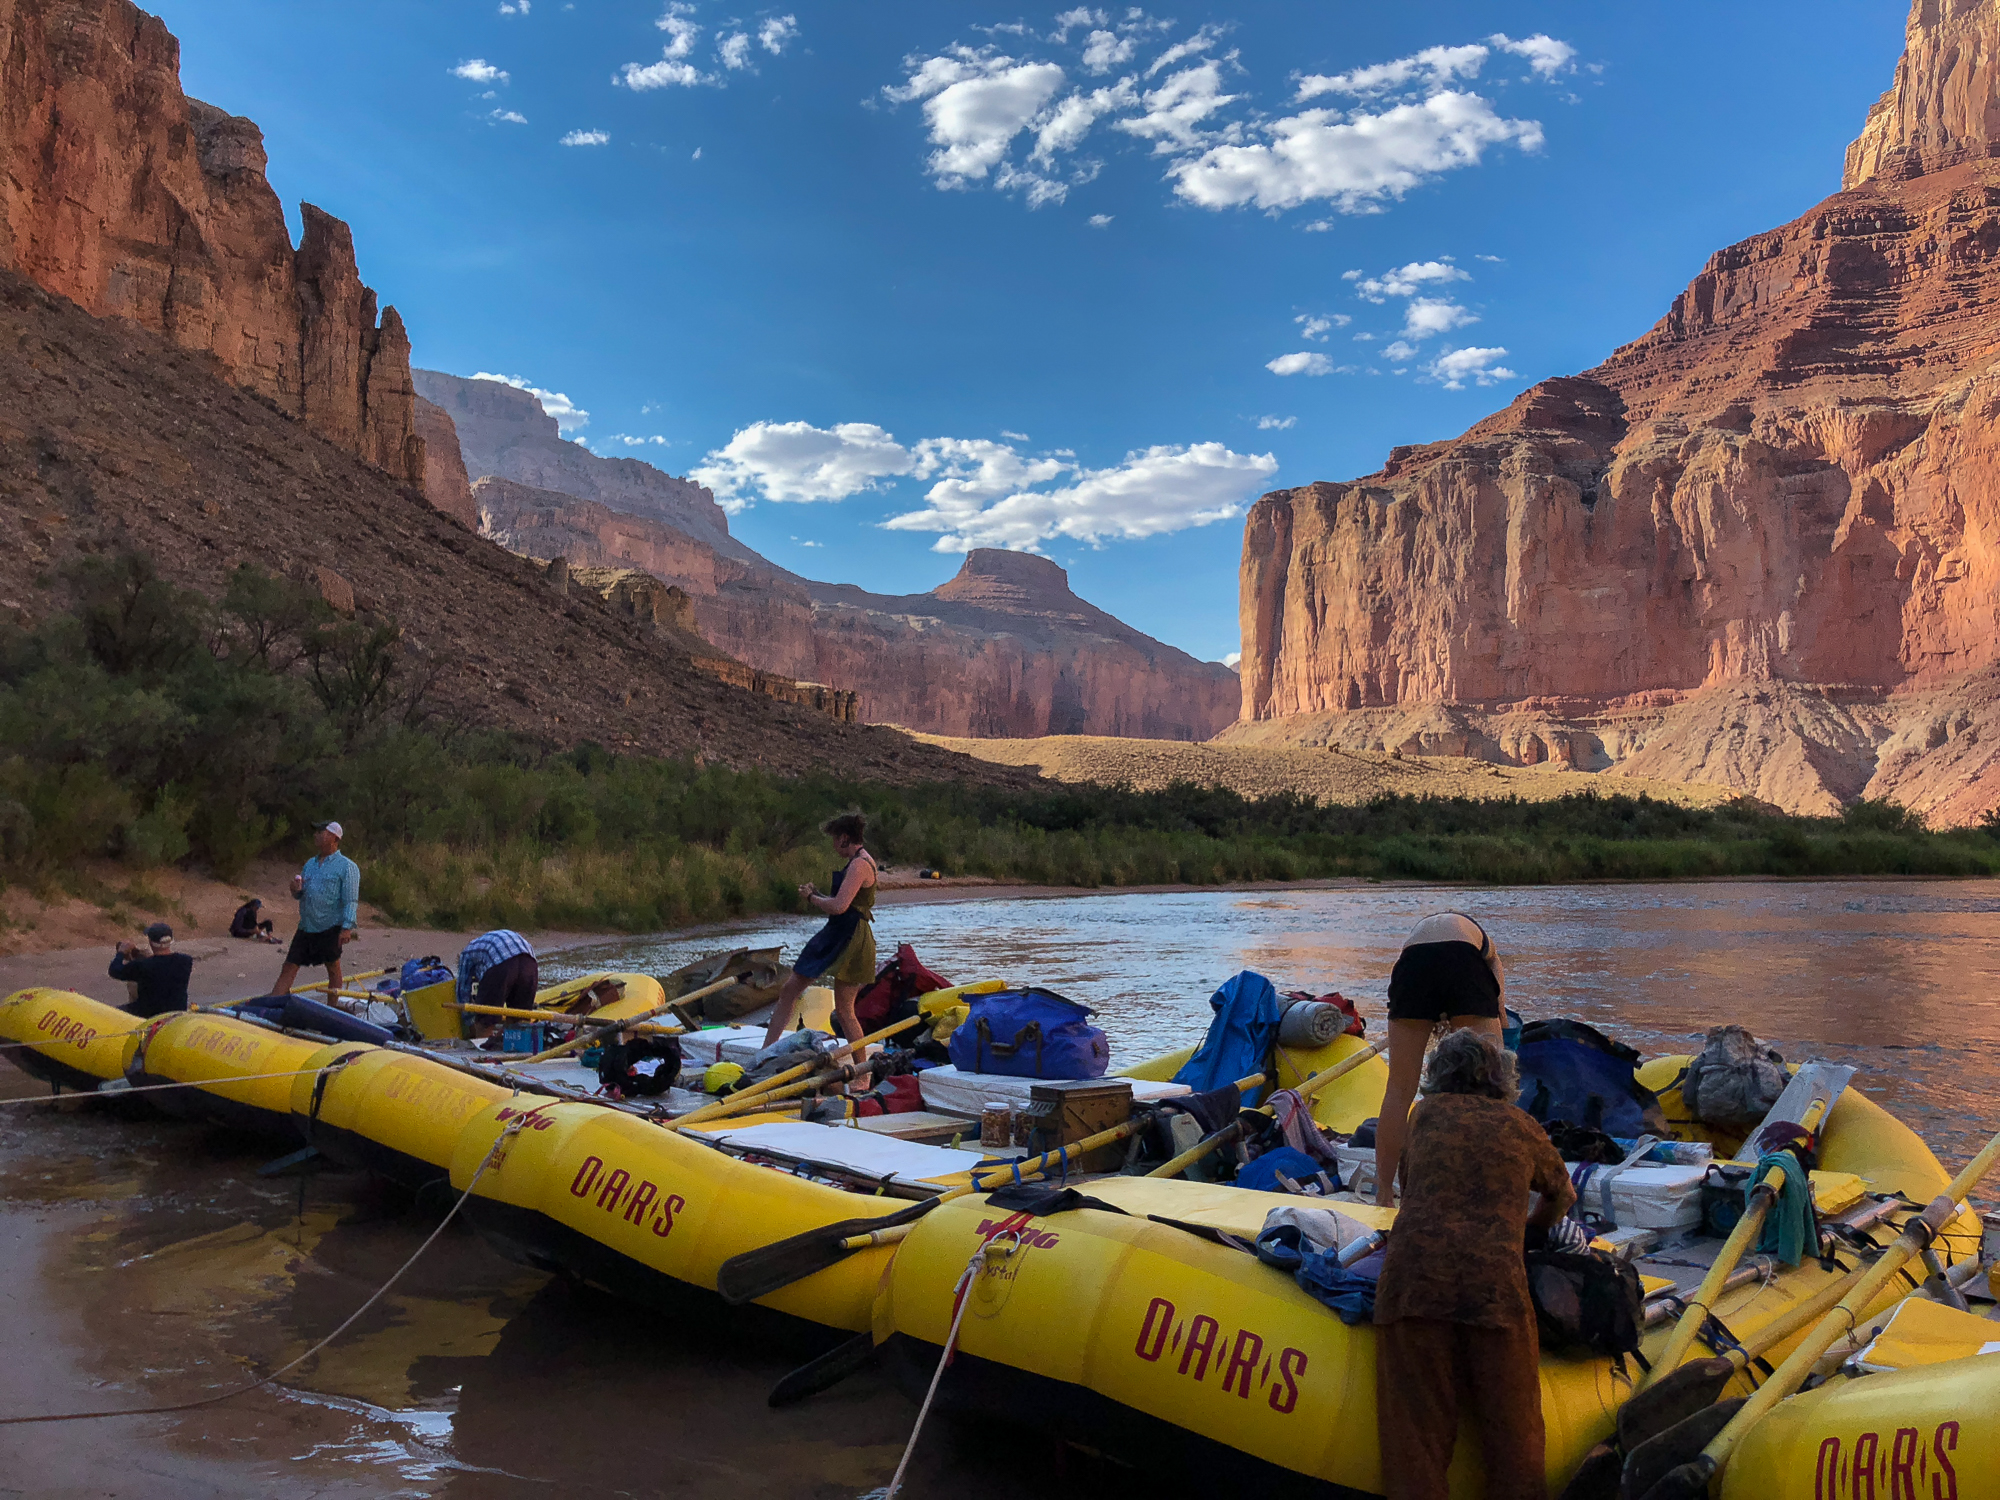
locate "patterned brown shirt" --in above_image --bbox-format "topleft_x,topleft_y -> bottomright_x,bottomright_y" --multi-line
1373,1093 -> 1576,1330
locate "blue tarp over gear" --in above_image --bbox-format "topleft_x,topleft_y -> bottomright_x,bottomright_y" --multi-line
1515,1018 -> 1669,1139
1173,971 -> 1280,1106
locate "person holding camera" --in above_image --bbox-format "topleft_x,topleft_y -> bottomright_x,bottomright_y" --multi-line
109,922 -> 195,1017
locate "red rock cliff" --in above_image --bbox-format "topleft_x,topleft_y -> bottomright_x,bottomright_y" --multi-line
1236,0 -> 2000,820
0,0 -> 423,484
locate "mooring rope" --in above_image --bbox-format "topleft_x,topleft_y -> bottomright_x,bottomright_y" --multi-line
0,1116 -> 528,1424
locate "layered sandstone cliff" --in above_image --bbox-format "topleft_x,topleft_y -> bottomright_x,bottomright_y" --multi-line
443,373 -> 1239,740
1235,0 -> 2000,821
0,0 -> 424,487
416,399 -> 477,528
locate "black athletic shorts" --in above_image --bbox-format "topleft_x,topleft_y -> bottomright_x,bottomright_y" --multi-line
1386,940 -> 1502,1022
286,925 -> 344,968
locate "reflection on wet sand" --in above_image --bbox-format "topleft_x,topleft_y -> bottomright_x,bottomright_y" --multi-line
3,879 -> 1996,1494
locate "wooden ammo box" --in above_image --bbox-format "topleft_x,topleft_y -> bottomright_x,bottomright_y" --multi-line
1023,1080 -> 1134,1173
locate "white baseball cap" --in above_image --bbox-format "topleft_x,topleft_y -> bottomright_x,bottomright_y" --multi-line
316,821 -> 345,840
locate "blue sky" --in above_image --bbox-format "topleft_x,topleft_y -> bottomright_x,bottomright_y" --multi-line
154,1 -> 1908,664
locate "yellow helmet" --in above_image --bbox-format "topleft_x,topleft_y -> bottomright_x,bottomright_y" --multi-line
703,1061 -> 746,1095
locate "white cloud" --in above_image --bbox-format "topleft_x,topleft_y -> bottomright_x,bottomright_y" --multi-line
1170,90 -> 1542,213
1491,33 -> 1576,77
719,33 -> 751,69
1221,650 -> 1242,667
656,3 -> 698,55
1297,43 -> 1489,101
471,372 -> 588,431
490,108 -> 528,124
1402,296 -> 1477,337
1294,312 -> 1349,341
499,0 -> 530,13
560,128 -> 610,146
1000,429 -> 1031,441
608,433 -> 670,446
1082,29 -> 1135,73
621,57 -> 710,88
1349,259 -> 1469,301
1088,213 -> 1113,227
1266,351 -> 1334,376
1256,415 -> 1296,429
692,146 -> 702,158
886,440 -> 1275,552
1116,61 -> 1236,154
1031,78 -> 1137,165
793,537 -> 824,547
691,421 -> 915,509
1050,7 -> 1104,43
885,50 -> 1068,188
1145,24 -> 1224,78
1383,340 -> 1418,362
758,15 -> 799,54
452,59 -> 509,83
1425,345 -> 1517,388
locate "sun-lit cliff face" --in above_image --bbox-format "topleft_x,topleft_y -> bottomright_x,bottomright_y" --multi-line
1234,0 -> 2000,822
0,0 -> 425,486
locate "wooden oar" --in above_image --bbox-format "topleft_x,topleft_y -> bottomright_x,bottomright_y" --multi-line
667,1014 -> 925,1129
715,1069 -> 1269,1305
1146,1039 -> 1385,1180
1637,1093 -> 1834,1392
1631,1123 -> 2000,1500
290,968 -> 389,995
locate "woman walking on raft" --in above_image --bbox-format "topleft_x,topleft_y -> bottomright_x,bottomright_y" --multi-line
764,812 -> 877,1046
1373,1028 -> 1576,1500
1374,911 -> 1507,1208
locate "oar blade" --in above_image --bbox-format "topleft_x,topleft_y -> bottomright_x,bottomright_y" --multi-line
1621,1398 -> 1743,1500
1555,1441 -> 1622,1500
769,1331 -> 877,1407
1633,1457 -> 1718,1500
1617,1356 -> 1736,1452
716,1197 -> 936,1305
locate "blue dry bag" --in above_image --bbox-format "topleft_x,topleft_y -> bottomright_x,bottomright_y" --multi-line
948,988 -> 1109,1080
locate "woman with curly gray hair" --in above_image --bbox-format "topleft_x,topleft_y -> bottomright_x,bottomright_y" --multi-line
1372,1028 -> 1576,1500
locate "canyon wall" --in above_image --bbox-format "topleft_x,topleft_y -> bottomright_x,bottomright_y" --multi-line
0,0 -> 423,485
440,369 -> 1240,740
1235,0 -> 2000,822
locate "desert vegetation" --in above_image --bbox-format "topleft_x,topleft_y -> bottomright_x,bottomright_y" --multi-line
3,555 -> 1998,935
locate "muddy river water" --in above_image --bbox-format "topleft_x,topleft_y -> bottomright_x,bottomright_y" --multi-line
3,880 -> 1997,1496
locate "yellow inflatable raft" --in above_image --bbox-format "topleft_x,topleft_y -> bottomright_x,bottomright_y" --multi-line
289,1043 -> 517,1191
0,988 -> 142,1090
873,1054 -> 1981,1499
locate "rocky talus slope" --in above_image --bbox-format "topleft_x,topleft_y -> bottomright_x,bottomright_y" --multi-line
1235,0 -> 2000,822
431,370 -> 1240,740
0,265 -> 1016,786
0,0 -> 428,492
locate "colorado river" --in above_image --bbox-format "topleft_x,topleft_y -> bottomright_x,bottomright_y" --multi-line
2,879 -> 1995,1497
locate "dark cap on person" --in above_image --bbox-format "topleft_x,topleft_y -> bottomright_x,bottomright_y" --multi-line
144,921 -> 174,942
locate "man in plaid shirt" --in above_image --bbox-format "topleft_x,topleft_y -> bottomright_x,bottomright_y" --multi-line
457,930 -> 538,1041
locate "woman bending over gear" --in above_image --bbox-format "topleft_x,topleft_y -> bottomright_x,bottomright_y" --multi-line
763,812 -> 877,1047
1373,1028 -> 1576,1500
1374,911 -> 1507,1209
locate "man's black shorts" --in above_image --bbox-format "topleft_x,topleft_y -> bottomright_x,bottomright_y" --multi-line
286,925 -> 344,968
1387,940 -> 1502,1022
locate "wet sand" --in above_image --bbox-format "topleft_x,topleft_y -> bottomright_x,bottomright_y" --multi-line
0,1065 -> 1151,1498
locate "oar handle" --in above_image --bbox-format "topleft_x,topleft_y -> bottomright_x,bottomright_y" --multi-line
1697,1125 -> 2000,1477
839,1223 -> 916,1252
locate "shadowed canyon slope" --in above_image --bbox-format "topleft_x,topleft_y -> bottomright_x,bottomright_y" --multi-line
1235,0 -> 2000,822
418,370 -> 1239,740
0,0 -> 426,489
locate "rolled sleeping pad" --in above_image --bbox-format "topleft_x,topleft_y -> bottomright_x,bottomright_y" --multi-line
0,988 -> 144,1090
128,1011 -> 330,1137
290,1043 -> 515,1191
231,993 -> 395,1044
1277,1000 -> 1345,1049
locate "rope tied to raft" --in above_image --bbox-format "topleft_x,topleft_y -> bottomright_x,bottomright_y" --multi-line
0,1060 -> 357,1106
872,1227 -> 1025,1500
0,1115 -> 528,1425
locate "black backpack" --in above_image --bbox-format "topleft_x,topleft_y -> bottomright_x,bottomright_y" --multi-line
1525,1249 -> 1643,1359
